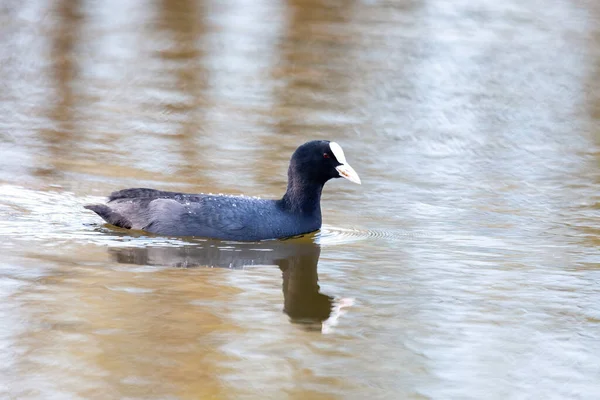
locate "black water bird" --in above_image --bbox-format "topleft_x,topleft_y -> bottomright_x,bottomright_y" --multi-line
85,140 -> 361,241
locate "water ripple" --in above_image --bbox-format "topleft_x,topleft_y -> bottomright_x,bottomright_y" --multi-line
317,225 -> 429,246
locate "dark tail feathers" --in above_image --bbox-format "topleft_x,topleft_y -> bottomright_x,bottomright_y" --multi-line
84,204 -> 132,229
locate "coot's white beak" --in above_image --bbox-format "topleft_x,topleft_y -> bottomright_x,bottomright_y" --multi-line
330,141 -> 361,185
335,163 -> 361,184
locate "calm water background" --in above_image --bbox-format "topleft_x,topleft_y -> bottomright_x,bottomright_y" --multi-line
1,0 -> 599,399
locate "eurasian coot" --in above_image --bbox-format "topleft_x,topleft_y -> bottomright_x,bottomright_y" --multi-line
85,140 -> 361,241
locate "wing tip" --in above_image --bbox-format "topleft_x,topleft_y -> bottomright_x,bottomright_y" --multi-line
84,203 -> 133,229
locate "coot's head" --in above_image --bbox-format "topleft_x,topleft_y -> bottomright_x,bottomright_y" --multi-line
289,140 -> 361,185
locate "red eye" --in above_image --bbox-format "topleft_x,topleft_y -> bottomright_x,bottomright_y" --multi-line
323,153 -> 330,159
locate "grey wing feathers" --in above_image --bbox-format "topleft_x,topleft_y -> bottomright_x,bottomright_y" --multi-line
190,201 -> 246,230
138,198 -> 247,236
109,188 -> 183,201
86,189 -> 255,237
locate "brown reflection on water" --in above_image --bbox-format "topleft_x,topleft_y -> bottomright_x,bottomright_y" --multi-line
155,0 -> 211,183
36,0 -> 82,178
14,253 -> 233,399
587,1 -> 600,150
270,0 -> 358,138
10,238 -> 338,399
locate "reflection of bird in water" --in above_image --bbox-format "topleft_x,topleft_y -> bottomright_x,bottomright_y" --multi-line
108,238 -> 351,331
277,245 -> 334,328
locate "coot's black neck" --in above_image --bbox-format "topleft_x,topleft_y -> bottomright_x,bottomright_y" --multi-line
279,173 -> 324,216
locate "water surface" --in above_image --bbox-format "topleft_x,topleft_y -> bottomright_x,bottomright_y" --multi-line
1,0 -> 599,399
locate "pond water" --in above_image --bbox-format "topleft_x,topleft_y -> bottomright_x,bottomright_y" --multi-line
1,0 -> 599,399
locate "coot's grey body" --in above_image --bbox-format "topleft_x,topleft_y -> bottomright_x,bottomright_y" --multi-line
94,188 -> 321,241
85,140 -> 360,241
